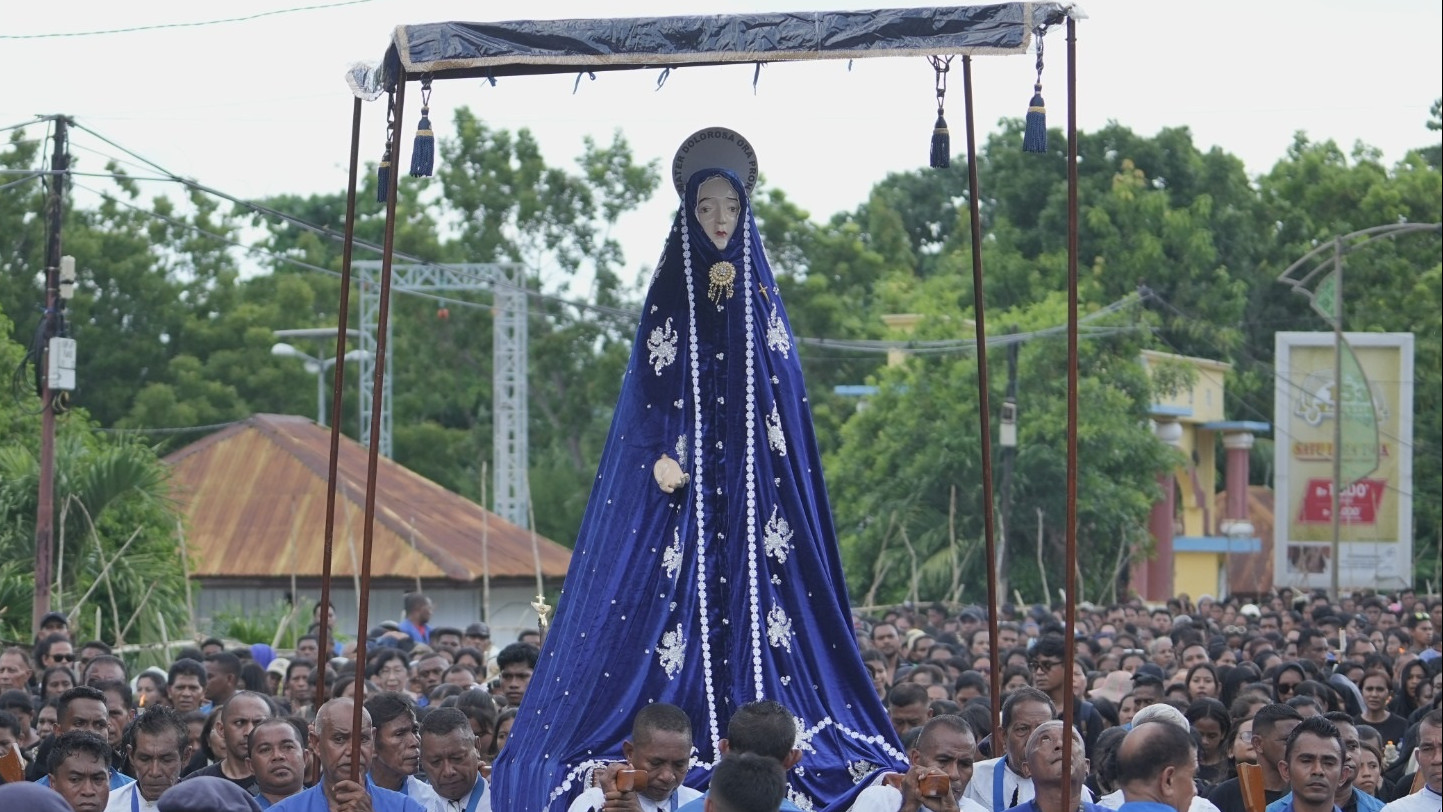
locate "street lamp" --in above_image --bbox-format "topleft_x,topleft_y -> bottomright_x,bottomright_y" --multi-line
270,342 -> 370,427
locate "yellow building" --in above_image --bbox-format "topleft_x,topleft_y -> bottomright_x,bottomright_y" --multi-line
1138,351 -> 1268,602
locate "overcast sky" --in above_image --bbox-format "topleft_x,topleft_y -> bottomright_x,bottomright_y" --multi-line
3,0 -> 1439,292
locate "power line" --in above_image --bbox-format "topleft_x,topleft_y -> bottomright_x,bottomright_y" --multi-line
70,181 -> 498,315
0,0 -> 378,40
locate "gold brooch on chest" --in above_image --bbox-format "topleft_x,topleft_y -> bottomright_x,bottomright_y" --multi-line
708,261 -> 736,306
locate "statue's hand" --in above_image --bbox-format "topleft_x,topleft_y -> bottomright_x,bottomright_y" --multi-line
653,455 -> 689,493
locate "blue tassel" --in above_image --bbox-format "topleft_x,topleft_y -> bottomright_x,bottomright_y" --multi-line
409,106 -> 434,177
930,113 -> 950,169
377,145 -> 391,203
1023,83 -> 1048,154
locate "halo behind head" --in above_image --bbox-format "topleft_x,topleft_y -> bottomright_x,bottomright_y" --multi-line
672,127 -> 758,198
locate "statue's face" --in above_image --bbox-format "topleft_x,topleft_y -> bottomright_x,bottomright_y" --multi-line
695,176 -> 740,250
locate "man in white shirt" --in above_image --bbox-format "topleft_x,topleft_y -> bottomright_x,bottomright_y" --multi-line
419,708 -> 490,812
849,714 -> 989,812
965,688 -> 1056,812
1380,710 -> 1441,812
567,703 -> 703,812
106,706 -> 191,811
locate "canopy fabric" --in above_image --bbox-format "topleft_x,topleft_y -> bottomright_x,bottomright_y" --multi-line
363,4 -> 1075,93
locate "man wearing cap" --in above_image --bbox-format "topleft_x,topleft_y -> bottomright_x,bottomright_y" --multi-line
38,611 -> 72,641
156,775 -> 264,812
0,782 -> 75,811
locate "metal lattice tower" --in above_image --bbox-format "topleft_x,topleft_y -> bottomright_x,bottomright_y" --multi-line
354,261 -> 530,527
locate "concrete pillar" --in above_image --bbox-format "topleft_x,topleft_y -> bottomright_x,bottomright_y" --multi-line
1221,431 -> 1255,534
1146,471 -> 1177,601
1142,420 -> 1183,601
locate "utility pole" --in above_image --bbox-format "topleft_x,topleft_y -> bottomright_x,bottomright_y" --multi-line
33,116 -> 70,636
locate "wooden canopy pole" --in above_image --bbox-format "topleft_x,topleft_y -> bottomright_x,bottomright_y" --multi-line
315,96 -> 366,709
1059,18 -> 1080,812
350,75 -> 407,783
961,54 -> 1003,752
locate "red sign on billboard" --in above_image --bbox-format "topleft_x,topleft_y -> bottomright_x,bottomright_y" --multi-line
1297,478 -> 1386,524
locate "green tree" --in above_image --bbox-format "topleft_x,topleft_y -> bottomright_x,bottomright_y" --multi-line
0,302 -> 189,646
827,294 -> 1178,606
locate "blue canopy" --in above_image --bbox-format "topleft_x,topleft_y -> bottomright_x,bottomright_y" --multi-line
359,3 -> 1077,93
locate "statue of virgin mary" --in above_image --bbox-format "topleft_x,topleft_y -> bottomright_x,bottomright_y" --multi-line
491,128 -> 906,812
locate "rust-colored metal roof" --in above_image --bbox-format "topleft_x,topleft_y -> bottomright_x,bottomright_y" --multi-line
164,414 -> 571,581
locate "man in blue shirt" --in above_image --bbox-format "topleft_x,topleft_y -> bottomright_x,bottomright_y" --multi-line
1268,717 -> 1348,812
28,686 -> 135,792
706,754 -> 787,812
678,700 -> 804,812
1115,719 -> 1197,812
48,731 -> 114,812
270,698 -> 425,812
398,594 -> 433,646
1003,721 -> 1107,812
1266,714 -> 1382,812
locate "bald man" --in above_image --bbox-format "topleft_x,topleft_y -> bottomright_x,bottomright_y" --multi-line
1116,721 -> 1197,812
268,698 -> 425,812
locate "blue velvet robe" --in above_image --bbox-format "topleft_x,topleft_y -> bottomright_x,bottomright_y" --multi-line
491,169 -> 906,812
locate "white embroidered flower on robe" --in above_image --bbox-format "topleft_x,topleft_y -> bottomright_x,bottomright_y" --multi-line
763,506 -> 793,564
657,624 -> 685,678
647,318 -> 678,374
767,604 -> 793,652
766,405 -> 787,456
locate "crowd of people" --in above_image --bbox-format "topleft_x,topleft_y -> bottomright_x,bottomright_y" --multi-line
0,587 -> 1437,812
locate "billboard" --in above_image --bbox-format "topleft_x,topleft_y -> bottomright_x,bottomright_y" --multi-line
1274,333 -> 1414,591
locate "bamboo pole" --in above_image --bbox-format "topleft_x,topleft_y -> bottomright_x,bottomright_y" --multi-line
118,582 -> 159,642
64,525 -> 144,622
177,519 -> 195,639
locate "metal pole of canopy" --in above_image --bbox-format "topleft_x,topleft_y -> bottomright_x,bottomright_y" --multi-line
1059,17 -> 1079,812
961,54 -> 1003,752
315,97 -> 365,709
350,76 -> 407,782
